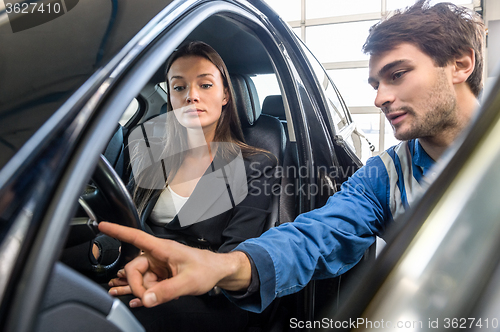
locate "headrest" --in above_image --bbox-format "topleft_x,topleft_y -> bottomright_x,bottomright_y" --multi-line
230,74 -> 261,128
261,95 -> 286,121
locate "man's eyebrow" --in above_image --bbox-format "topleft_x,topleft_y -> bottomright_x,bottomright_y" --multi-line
368,59 -> 408,84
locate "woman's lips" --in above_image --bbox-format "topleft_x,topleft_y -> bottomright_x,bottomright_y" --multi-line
184,108 -> 204,114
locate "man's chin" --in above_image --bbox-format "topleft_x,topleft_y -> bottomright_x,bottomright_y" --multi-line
393,130 -> 416,142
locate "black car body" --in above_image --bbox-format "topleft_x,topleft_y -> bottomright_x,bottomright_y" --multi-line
0,0 -> 371,331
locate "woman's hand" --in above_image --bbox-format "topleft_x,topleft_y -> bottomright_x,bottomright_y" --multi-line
98,222 -> 252,308
108,266 -> 165,307
92,243 -> 100,260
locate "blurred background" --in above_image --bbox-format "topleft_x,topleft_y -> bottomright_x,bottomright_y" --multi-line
263,0 -> 499,156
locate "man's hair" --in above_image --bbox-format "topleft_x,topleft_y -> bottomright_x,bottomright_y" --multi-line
363,0 -> 485,97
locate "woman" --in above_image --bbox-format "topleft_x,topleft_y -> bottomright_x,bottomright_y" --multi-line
98,41 -> 277,331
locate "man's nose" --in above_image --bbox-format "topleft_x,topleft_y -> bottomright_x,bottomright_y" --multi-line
374,85 -> 395,109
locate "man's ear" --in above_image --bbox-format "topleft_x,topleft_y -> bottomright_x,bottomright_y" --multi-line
452,48 -> 475,85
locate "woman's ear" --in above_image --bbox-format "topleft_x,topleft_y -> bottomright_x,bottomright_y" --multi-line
222,88 -> 228,106
452,48 -> 475,85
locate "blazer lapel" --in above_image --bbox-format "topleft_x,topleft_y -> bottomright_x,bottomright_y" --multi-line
145,146 -> 247,228
176,151 -> 235,227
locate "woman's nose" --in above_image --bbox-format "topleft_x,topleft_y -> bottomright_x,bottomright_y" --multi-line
186,87 -> 199,103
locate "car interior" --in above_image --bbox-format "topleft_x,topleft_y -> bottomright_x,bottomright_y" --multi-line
108,14 -> 300,223
41,14 -> 305,332
37,12 -> 368,332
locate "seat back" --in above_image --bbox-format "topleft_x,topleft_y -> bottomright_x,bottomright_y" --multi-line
261,94 -> 302,225
231,74 -> 286,165
103,125 -> 126,178
262,94 -> 288,140
262,95 -> 286,121
230,74 -> 286,229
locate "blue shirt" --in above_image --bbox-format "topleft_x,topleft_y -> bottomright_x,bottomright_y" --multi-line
230,139 -> 435,312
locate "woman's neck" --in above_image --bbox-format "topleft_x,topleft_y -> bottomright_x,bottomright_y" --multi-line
186,127 -> 215,158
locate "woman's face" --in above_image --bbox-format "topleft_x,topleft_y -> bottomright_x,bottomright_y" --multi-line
167,55 -> 228,135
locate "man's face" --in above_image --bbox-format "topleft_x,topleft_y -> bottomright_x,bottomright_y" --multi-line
368,43 -> 458,141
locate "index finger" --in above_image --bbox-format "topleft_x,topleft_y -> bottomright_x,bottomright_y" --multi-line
98,222 -> 158,252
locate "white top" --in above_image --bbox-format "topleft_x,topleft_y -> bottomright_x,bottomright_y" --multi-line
151,186 -> 189,225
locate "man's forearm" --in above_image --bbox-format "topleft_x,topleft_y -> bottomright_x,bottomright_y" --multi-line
215,251 -> 252,291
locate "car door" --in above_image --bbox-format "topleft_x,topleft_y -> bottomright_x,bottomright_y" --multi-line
0,1 -> 371,331
0,0 -> 291,330
0,1 -> 221,331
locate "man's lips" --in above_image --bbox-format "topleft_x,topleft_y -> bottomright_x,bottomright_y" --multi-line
386,111 -> 408,126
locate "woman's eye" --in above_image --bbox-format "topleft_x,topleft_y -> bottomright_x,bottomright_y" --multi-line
173,86 -> 185,92
201,83 -> 213,89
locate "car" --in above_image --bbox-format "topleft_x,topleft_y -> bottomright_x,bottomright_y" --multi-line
0,0 -> 372,331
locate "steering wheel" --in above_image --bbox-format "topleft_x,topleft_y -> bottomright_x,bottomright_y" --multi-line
70,154 -> 141,282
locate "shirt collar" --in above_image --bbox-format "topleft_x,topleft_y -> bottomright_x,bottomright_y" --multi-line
413,139 -> 435,171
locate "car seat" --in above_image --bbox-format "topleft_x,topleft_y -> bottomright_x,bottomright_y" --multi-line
230,74 -> 286,230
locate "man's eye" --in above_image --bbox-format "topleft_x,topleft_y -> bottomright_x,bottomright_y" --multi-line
392,71 -> 406,80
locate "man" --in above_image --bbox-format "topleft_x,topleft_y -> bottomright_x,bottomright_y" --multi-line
99,0 -> 485,312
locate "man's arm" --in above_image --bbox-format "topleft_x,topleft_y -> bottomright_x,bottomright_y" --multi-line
227,155 -> 391,312
98,222 -> 252,307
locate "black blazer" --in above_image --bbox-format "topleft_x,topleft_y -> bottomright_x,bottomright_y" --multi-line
140,151 -> 277,253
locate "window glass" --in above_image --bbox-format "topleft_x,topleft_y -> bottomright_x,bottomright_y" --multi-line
306,20 -> 378,63
387,0 -> 472,11
352,113 -> 380,152
306,0 -> 380,19
387,0 -> 421,10
250,74 -> 281,108
327,68 -> 376,107
264,0 -> 301,21
384,117 -> 401,150
292,27 -> 302,41
300,42 -> 350,132
119,98 -> 139,126
351,114 -> 401,153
